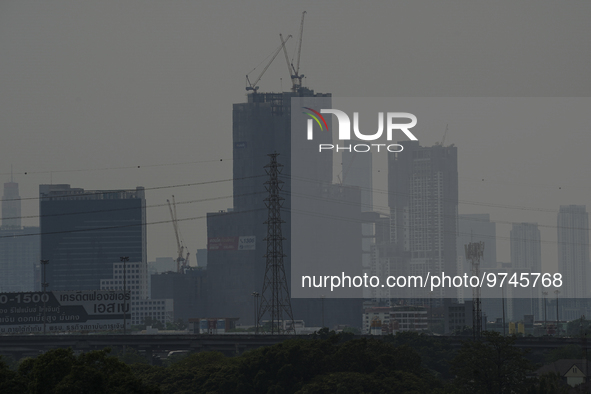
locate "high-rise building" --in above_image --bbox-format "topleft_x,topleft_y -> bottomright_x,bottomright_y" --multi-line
151,268 -> 207,323
0,179 -> 39,292
1,176 -> 21,230
509,224 -> 542,320
557,205 -> 589,300
510,223 -> 541,272
388,141 -> 459,302
0,227 -> 39,292
342,145 -> 375,299
40,184 -> 146,291
206,89 -> 362,328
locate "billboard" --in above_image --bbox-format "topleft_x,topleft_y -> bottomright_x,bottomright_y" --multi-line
0,290 -> 130,334
207,236 -> 255,251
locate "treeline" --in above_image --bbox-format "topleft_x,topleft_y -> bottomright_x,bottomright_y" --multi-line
0,330 -> 576,393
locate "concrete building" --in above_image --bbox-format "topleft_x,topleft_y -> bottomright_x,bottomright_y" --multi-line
100,261 -> 149,300
342,145 -> 375,300
0,180 -> 39,292
2,177 -> 21,229
510,223 -> 541,272
206,89 -> 362,328
99,261 -> 174,327
362,305 -> 428,335
509,223 -> 542,320
130,299 -> 174,327
195,249 -> 207,268
557,205 -> 589,300
0,227 -> 39,292
40,184 -> 146,292
444,301 -> 474,334
151,267 -> 207,323
388,141 -> 459,303
369,214 -> 396,303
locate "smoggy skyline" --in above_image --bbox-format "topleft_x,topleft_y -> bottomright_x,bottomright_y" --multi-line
1,1 -> 590,270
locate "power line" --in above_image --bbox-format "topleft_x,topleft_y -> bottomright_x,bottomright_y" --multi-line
284,174 -> 564,214
0,158 -> 230,178
287,189 -> 591,233
0,208 -> 267,239
0,174 -> 265,203
0,191 -> 265,222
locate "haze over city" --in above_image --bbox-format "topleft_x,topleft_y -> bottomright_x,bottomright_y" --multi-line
2,4 -> 591,392
1,0 -> 590,269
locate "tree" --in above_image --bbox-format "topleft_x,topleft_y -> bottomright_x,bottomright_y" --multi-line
133,317 -> 165,331
544,344 -> 584,363
341,326 -> 361,335
383,331 -> 456,379
524,372 -> 570,394
451,331 -> 532,394
16,348 -> 160,394
113,347 -> 150,365
567,317 -> 591,337
165,318 -> 187,331
0,356 -> 25,394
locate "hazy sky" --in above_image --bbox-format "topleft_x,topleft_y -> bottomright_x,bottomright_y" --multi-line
1,1 -> 590,268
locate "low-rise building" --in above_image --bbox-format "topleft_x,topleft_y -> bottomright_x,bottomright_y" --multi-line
362,306 -> 428,335
100,261 -> 173,327
130,299 -> 174,326
536,359 -> 591,388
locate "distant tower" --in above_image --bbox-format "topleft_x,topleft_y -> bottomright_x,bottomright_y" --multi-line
388,141 -> 458,304
510,223 -> 542,320
2,169 -> 21,229
341,143 -> 375,300
557,205 -> 589,300
510,223 -> 541,272
257,154 -> 295,334
465,241 -> 484,338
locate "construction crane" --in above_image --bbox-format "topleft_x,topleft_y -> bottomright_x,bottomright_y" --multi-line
280,33 -> 294,90
246,35 -> 292,92
435,124 -> 449,146
167,196 -> 190,273
290,11 -> 307,90
441,124 -> 449,146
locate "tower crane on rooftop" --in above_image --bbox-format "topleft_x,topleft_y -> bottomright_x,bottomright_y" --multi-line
246,35 -> 292,92
290,11 -> 307,91
167,196 -> 190,273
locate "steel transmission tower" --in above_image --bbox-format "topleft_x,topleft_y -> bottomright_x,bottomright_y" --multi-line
257,153 -> 296,334
465,241 -> 484,339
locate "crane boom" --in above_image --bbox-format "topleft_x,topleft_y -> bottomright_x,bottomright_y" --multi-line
294,11 -> 306,77
441,124 -> 449,146
246,35 -> 292,92
280,34 -> 295,91
167,196 -> 184,273
290,11 -> 306,89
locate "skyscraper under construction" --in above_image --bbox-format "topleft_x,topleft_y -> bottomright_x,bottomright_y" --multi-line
206,87 -> 363,328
